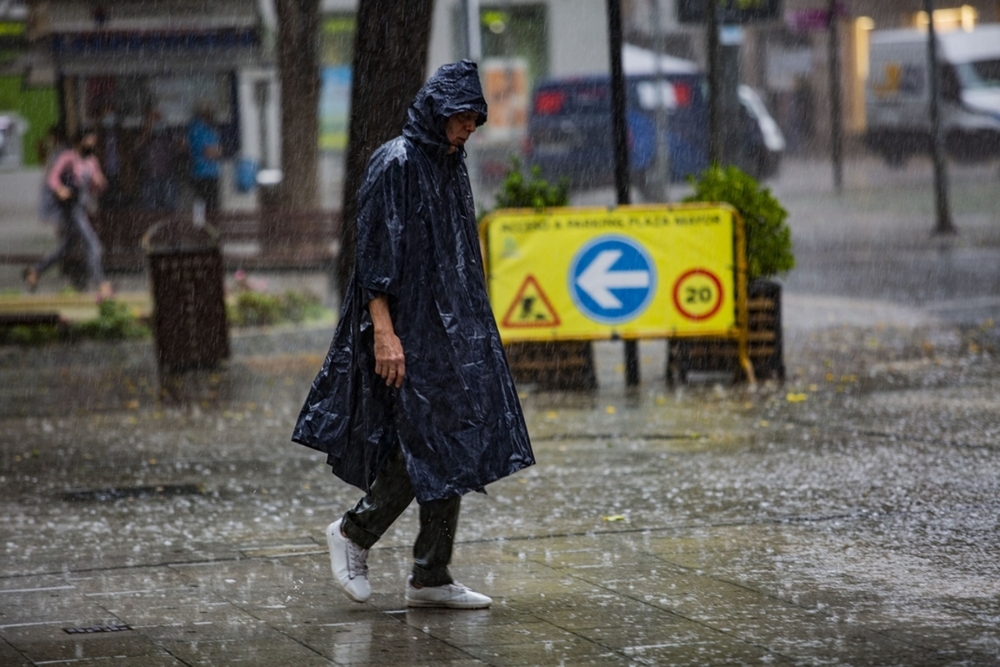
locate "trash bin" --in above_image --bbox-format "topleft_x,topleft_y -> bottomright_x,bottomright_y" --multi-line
143,220 -> 229,373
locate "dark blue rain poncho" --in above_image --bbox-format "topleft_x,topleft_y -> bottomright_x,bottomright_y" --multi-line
293,61 -> 534,503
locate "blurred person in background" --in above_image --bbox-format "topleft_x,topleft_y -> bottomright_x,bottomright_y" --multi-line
138,109 -> 180,211
24,127 -> 113,301
187,100 -> 222,222
96,101 -> 125,210
37,124 -> 67,225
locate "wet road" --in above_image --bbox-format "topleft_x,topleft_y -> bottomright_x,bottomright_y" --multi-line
774,157 -> 1000,326
2,156 -> 1000,665
574,155 -> 1000,327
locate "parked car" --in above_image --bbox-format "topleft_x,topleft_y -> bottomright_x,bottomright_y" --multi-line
738,85 -> 785,179
525,73 -> 707,194
866,24 -> 1000,166
524,45 -> 784,195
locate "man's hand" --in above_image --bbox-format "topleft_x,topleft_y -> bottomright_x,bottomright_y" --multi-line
369,296 -> 405,388
56,186 -> 72,201
374,329 -> 405,388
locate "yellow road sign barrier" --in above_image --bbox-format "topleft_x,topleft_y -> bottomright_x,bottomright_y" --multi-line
481,204 -> 753,381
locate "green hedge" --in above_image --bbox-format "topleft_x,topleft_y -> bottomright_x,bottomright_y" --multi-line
492,157 -> 569,211
683,165 -> 794,280
0,77 -> 58,166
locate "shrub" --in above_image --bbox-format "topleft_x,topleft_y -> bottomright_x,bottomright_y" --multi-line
227,289 -> 329,327
493,157 -> 569,211
71,300 -> 150,341
228,291 -> 284,327
683,165 -> 794,280
280,290 -> 325,324
4,324 -> 61,345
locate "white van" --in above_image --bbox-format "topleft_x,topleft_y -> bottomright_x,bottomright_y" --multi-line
866,24 -> 1000,166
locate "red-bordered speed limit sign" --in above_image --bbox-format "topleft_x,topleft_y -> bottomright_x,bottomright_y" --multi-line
673,269 -> 724,321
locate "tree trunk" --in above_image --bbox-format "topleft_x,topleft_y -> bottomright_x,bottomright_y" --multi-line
337,0 -> 436,298
276,0 -> 320,211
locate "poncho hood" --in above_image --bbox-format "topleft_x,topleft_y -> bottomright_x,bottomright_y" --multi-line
403,59 -> 488,160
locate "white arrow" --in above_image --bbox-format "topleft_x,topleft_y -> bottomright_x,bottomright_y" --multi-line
576,249 -> 650,309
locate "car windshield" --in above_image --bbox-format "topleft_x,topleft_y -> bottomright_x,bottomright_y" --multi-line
956,58 -> 1000,90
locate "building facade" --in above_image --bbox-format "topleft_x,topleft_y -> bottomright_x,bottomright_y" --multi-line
26,0 -> 279,205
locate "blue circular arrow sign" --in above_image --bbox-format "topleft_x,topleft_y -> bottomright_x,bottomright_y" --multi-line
569,235 -> 656,325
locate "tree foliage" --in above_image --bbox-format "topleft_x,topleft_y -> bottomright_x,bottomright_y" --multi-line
683,165 -> 794,279
493,157 -> 569,211
72,300 -> 150,341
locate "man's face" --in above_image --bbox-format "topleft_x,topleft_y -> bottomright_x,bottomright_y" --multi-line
445,111 -> 479,154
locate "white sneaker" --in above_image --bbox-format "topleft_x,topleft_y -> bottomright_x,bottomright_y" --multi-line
326,519 -> 370,603
404,575 -> 492,609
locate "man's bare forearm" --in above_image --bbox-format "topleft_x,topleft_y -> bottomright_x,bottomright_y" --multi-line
369,295 -> 405,387
369,295 -> 395,334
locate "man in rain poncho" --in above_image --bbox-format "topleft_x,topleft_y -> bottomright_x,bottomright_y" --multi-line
293,61 -> 534,609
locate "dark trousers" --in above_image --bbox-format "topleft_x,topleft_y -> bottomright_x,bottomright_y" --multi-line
190,177 -> 219,219
35,203 -> 105,286
341,445 -> 461,588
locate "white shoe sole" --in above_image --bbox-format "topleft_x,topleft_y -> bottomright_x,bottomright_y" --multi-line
405,587 -> 492,609
405,597 -> 491,609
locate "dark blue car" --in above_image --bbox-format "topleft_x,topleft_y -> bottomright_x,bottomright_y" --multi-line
524,72 -> 709,193
525,66 -> 783,194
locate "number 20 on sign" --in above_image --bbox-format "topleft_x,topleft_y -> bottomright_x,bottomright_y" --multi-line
673,268 -> 724,321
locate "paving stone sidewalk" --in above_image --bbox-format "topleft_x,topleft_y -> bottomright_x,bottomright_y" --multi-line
1,317 -> 1000,665
2,157 -> 1000,665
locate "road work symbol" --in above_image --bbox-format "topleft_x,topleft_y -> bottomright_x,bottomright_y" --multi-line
569,235 -> 656,325
502,275 -> 561,328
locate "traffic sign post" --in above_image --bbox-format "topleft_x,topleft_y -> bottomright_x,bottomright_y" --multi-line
481,204 -> 755,383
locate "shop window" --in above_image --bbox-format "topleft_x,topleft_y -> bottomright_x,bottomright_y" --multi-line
913,5 -> 977,32
479,5 -> 548,87
459,4 -> 548,139
82,73 -> 231,129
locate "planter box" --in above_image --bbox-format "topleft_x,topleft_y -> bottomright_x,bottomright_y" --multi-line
667,278 -> 785,383
505,341 -> 597,391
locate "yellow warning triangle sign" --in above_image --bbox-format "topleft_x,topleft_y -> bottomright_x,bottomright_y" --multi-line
502,275 -> 561,328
